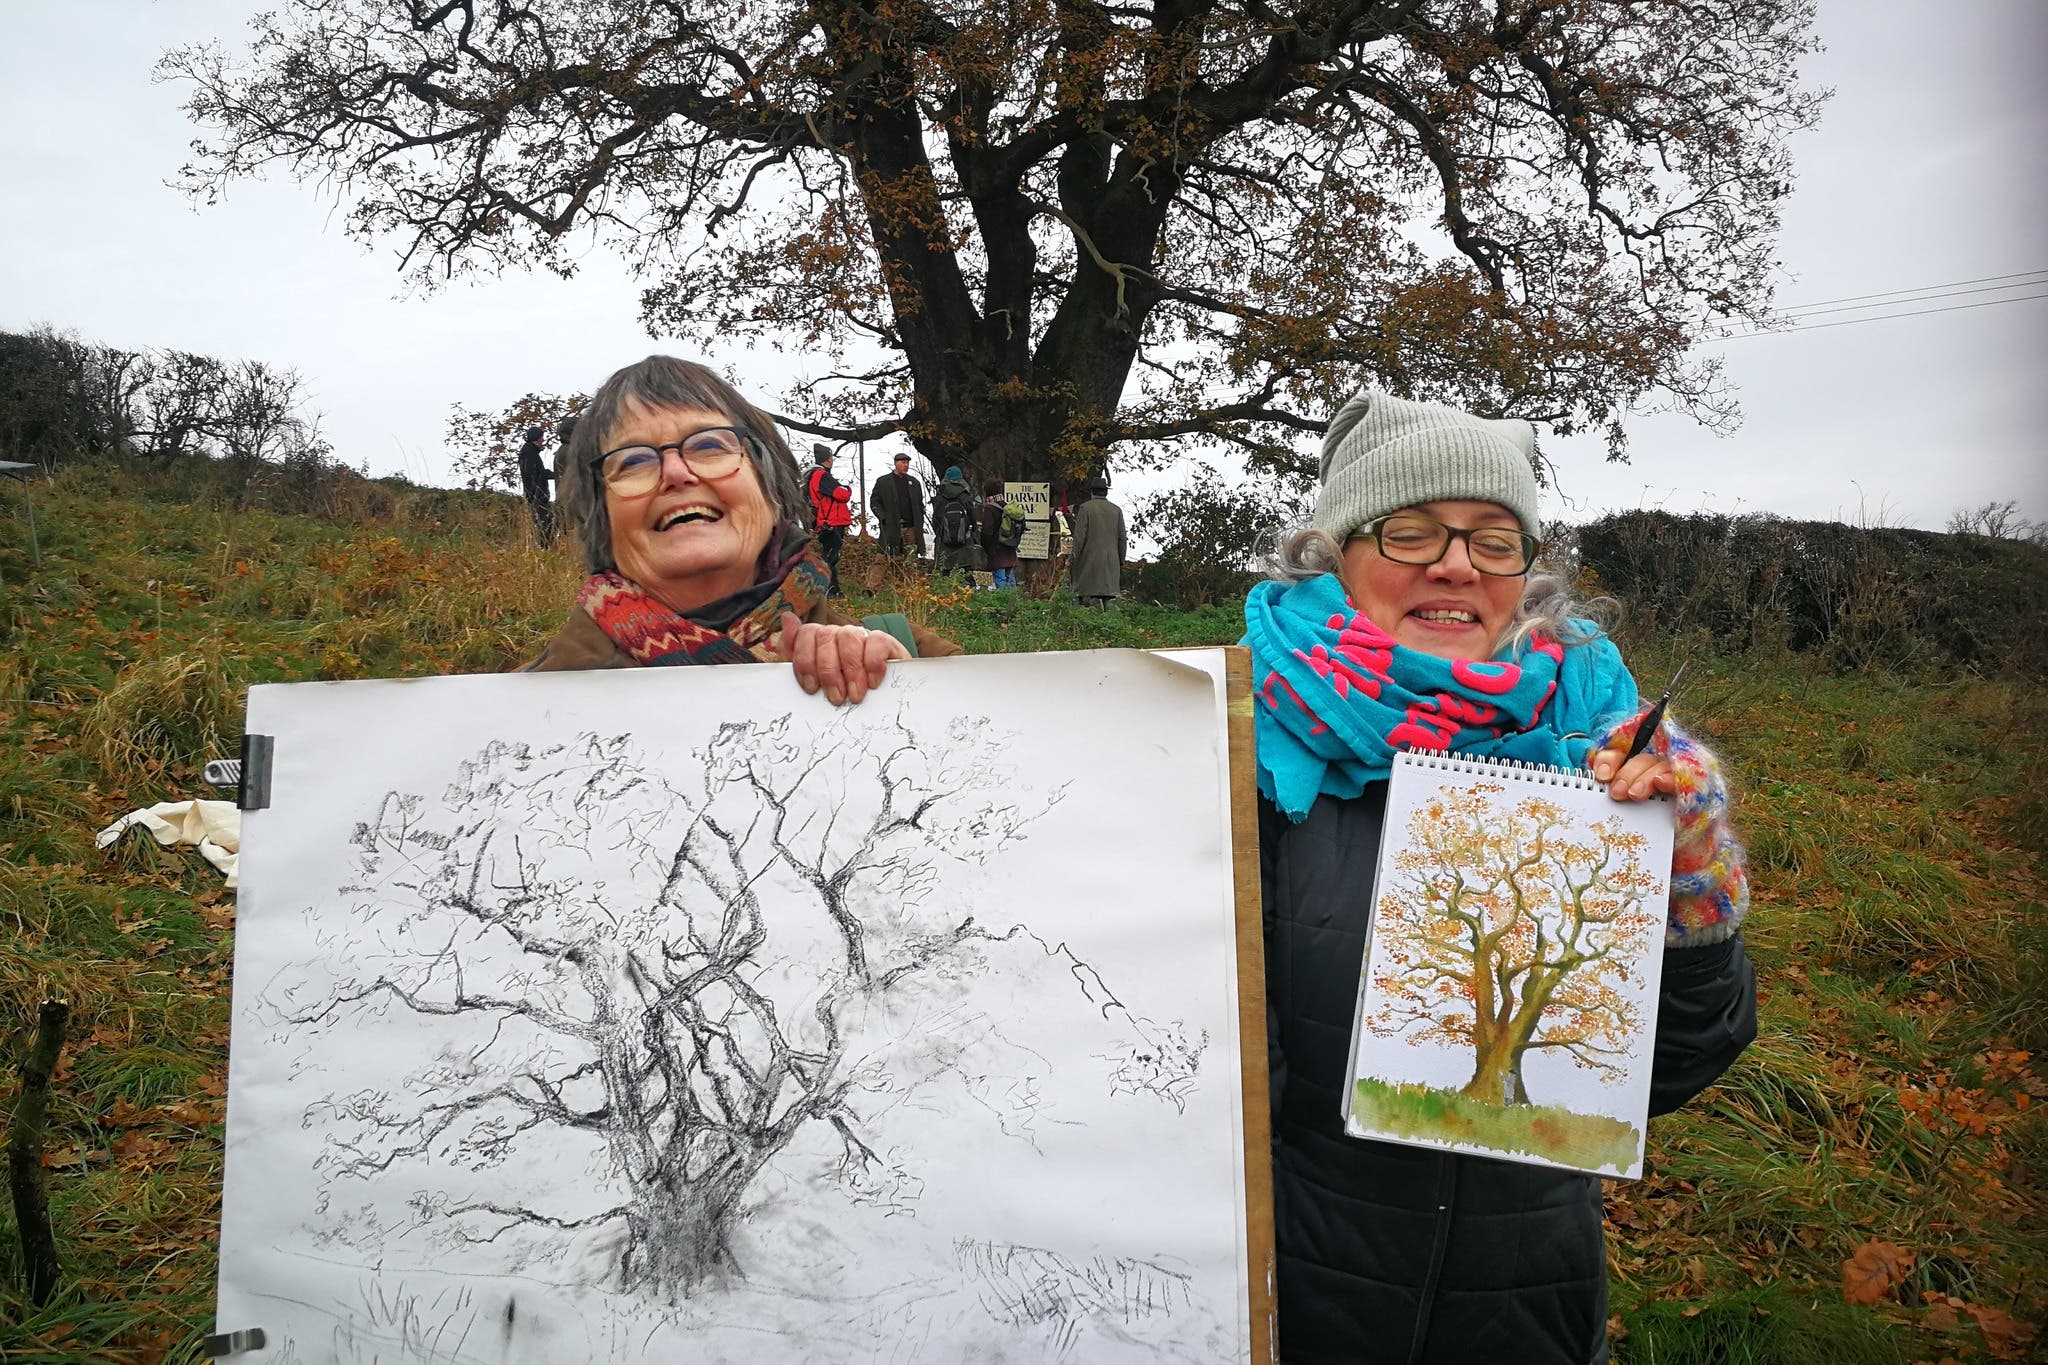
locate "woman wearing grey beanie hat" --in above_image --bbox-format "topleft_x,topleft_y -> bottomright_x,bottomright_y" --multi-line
1243,389 -> 1757,1364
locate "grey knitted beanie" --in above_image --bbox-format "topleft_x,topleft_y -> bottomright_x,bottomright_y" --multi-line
1310,390 -> 1541,543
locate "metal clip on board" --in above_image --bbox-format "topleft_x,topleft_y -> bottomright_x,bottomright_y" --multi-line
201,1327 -> 267,1357
203,734 -> 274,811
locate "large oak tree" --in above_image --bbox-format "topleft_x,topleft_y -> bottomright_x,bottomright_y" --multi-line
165,1 -> 1821,484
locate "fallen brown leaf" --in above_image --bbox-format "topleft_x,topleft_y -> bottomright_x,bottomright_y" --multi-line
1842,1240 -> 1914,1306
1923,1301 -> 1964,1334
1963,1303 -> 2037,1360
163,1097 -> 222,1127
42,1145 -> 109,1170
112,1129 -> 173,1164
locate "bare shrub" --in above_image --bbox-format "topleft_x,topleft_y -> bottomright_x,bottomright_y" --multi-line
1579,511 -> 2048,678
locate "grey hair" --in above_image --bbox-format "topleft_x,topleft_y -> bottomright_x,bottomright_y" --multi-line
1259,527 -> 1616,655
558,356 -> 807,575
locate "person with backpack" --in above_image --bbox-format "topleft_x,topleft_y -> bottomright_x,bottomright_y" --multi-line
933,466 -> 978,579
805,443 -> 853,596
980,478 -> 1024,589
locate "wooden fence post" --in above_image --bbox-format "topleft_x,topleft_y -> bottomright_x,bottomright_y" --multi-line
9,999 -> 70,1306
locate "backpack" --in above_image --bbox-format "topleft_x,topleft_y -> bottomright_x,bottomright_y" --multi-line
996,502 -> 1027,550
938,491 -> 975,547
805,467 -> 831,528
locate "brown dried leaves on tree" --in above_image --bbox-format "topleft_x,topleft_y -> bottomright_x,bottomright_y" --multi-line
164,2 -> 1823,481
445,391 -> 587,493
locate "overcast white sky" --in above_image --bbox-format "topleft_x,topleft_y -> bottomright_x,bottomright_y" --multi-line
4,1 -> 2043,529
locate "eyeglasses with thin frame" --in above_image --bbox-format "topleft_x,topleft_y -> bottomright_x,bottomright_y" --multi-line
595,426 -> 753,495
1360,512 -> 1539,576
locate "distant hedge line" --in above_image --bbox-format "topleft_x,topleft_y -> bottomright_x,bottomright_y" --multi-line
1576,511 -> 2048,678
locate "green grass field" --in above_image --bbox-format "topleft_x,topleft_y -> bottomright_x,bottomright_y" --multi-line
1,461 -> 2042,1363
1350,1076 -> 1645,1175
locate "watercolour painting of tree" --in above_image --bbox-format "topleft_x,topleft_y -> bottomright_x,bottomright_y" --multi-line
215,651 -> 1257,1363
1343,755 -> 1673,1179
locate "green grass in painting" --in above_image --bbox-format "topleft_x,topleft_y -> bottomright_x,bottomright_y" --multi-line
1351,1076 -> 1643,1174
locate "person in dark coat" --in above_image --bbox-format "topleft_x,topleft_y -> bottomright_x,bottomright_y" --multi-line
869,452 -> 925,559
1068,475 -> 1125,609
1244,389 -> 1756,1365
979,478 -> 1022,589
517,424 -> 556,547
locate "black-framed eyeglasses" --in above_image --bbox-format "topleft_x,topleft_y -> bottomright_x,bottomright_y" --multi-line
594,426 -> 754,495
1359,512 -> 1539,576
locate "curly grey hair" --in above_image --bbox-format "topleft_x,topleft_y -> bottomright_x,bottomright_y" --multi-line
558,356 -> 807,576
1260,527 -> 1615,655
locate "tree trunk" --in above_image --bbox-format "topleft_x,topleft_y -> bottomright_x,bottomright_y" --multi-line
9,1000 -> 70,1306
1458,1036 -> 1520,1106
1504,1058 -> 1530,1107
619,1176 -> 743,1302
1509,967 -> 1578,1106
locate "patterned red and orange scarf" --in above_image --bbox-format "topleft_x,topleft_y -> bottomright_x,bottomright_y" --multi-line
578,526 -> 832,666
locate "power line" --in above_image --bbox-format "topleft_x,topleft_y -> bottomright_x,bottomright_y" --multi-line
1774,268 -> 2048,315
1775,278 -> 2048,321
1707,289 -> 2048,340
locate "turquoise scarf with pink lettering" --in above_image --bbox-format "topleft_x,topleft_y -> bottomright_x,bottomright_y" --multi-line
1241,573 -> 1640,820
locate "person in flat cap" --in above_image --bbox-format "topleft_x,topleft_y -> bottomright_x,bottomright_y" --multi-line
870,451 -> 925,560
1246,389 -> 1756,1365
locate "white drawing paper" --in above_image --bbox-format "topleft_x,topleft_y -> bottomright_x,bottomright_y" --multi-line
216,649 -> 1251,1363
1343,752 -> 1674,1179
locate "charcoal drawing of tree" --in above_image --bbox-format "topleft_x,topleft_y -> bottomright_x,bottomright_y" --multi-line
1365,783 -> 1660,1107
271,713 -> 1193,1302
164,2 -> 1823,483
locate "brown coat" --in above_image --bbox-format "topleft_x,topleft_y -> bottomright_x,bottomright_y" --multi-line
519,597 -> 963,672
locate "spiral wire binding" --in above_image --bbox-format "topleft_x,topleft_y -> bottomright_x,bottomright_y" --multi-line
1392,750 -> 1670,801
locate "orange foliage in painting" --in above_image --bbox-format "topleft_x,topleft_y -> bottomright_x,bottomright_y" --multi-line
1367,782 -> 1661,1106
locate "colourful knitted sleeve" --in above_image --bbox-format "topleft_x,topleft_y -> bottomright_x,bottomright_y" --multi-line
1598,712 -> 1751,948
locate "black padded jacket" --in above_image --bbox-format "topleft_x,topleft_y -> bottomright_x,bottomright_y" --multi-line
1261,787 -> 1757,1365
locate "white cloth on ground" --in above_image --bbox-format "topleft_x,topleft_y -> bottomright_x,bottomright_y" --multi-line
95,799 -> 240,888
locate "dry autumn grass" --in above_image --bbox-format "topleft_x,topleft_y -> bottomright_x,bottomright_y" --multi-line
0,459 -> 2042,1363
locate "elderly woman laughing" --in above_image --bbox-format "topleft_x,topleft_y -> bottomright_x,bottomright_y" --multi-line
523,356 -> 959,689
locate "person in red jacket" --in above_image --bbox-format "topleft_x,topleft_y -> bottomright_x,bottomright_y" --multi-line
805,443 -> 853,596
